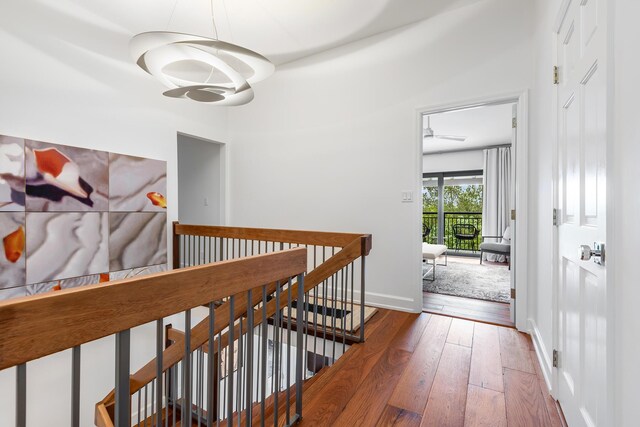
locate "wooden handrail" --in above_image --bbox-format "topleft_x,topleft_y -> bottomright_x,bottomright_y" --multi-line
0,248 -> 307,371
174,222 -> 369,249
97,224 -> 372,426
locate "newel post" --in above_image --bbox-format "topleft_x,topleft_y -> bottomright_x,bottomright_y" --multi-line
172,221 -> 180,270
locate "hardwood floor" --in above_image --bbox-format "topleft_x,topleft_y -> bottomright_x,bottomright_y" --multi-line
294,309 -> 565,427
423,292 -> 513,327
422,255 -> 513,327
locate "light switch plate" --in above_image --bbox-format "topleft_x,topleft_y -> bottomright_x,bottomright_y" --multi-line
401,191 -> 413,203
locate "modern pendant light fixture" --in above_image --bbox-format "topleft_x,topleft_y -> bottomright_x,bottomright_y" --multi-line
130,1 -> 274,105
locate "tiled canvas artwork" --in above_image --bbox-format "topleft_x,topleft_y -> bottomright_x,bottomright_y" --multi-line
0,286 -> 27,300
26,212 -> 109,284
26,273 -> 108,296
0,136 -> 25,211
109,264 -> 167,281
0,135 -> 168,301
25,140 -> 108,212
109,212 -> 167,271
109,153 -> 167,212
0,212 -> 26,288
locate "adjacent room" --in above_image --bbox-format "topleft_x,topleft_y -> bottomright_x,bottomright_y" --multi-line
421,103 -> 515,325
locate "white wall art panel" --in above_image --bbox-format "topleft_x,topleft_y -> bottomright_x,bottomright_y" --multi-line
109,212 -> 167,271
0,211 -> 25,288
109,153 -> 167,212
25,140 -> 109,212
26,212 -> 109,284
0,135 -> 25,211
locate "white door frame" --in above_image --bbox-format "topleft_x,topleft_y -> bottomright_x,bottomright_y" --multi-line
550,1 -> 615,423
177,131 -> 229,225
414,91 -> 529,330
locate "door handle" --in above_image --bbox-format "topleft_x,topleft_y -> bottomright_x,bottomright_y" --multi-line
578,243 -> 605,265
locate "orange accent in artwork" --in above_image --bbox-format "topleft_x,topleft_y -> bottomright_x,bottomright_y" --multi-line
146,192 -> 167,208
52,283 -> 62,291
99,273 -> 110,283
3,225 -> 24,263
33,147 -> 71,178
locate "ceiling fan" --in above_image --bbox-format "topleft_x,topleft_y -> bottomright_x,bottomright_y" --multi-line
423,116 -> 467,141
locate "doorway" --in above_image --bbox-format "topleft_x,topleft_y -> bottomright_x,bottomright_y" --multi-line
177,133 -> 226,225
418,100 -> 523,327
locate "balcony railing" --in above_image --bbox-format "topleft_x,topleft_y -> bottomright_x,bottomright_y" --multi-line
422,211 -> 483,254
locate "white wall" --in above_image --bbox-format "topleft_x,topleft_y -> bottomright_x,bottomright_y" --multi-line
612,0 -> 640,425
228,0 -> 533,312
423,150 -> 484,174
178,134 -> 225,225
0,2 -> 228,425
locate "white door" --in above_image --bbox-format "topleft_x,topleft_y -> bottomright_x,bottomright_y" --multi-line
555,0 -> 608,426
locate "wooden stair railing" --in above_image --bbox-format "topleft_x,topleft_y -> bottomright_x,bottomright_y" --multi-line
96,223 -> 372,427
0,248 -> 307,427
173,222 -> 372,344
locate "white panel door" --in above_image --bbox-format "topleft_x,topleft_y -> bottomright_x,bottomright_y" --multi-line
556,0 -> 608,426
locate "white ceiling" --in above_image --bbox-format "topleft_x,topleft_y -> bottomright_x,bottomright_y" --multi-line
19,0 -> 485,66
422,103 -> 514,154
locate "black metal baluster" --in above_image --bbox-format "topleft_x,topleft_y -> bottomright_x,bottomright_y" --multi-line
321,247 -> 328,368
273,282 -> 281,422
115,330 -> 130,427
156,320 -> 163,427
295,273 -> 305,421
360,256 -> 366,342
71,345 -> 81,427
183,310 -> 192,426
342,266 -> 347,353
226,297 -> 235,427
260,286 -> 268,427
285,279 -> 292,426
207,302 -> 215,427
237,317 -> 243,426
246,289 -> 254,426
350,262 -> 355,341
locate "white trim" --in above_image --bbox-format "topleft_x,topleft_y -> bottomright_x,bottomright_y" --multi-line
550,15 -> 561,402
311,288 -> 420,314
529,318 -> 554,394
321,289 -> 420,314
176,131 -> 229,225
415,90 -> 530,330
354,290 -> 420,313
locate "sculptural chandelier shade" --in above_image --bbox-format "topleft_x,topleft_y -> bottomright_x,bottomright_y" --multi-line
130,32 -> 275,105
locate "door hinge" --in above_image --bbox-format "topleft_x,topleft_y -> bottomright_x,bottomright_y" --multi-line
512,117 -> 517,128
553,208 -> 558,226
553,66 -> 560,85
511,209 -> 516,220
510,288 -> 516,299
553,349 -> 559,368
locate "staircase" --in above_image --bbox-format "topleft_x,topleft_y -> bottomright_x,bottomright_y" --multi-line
0,223 -> 371,427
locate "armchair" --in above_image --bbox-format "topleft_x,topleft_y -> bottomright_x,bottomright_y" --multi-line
479,226 -> 511,269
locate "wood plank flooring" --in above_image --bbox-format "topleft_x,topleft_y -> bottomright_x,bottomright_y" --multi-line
295,309 -> 565,427
423,292 -> 513,327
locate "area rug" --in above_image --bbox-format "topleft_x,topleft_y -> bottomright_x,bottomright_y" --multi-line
423,261 -> 511,303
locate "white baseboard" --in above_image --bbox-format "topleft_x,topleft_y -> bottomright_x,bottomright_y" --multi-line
528,318 -> 554,394
352,289 -> 421,313
311,287 -> 421,313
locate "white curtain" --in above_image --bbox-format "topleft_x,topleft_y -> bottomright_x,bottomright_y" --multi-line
482,147 -> 511,262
